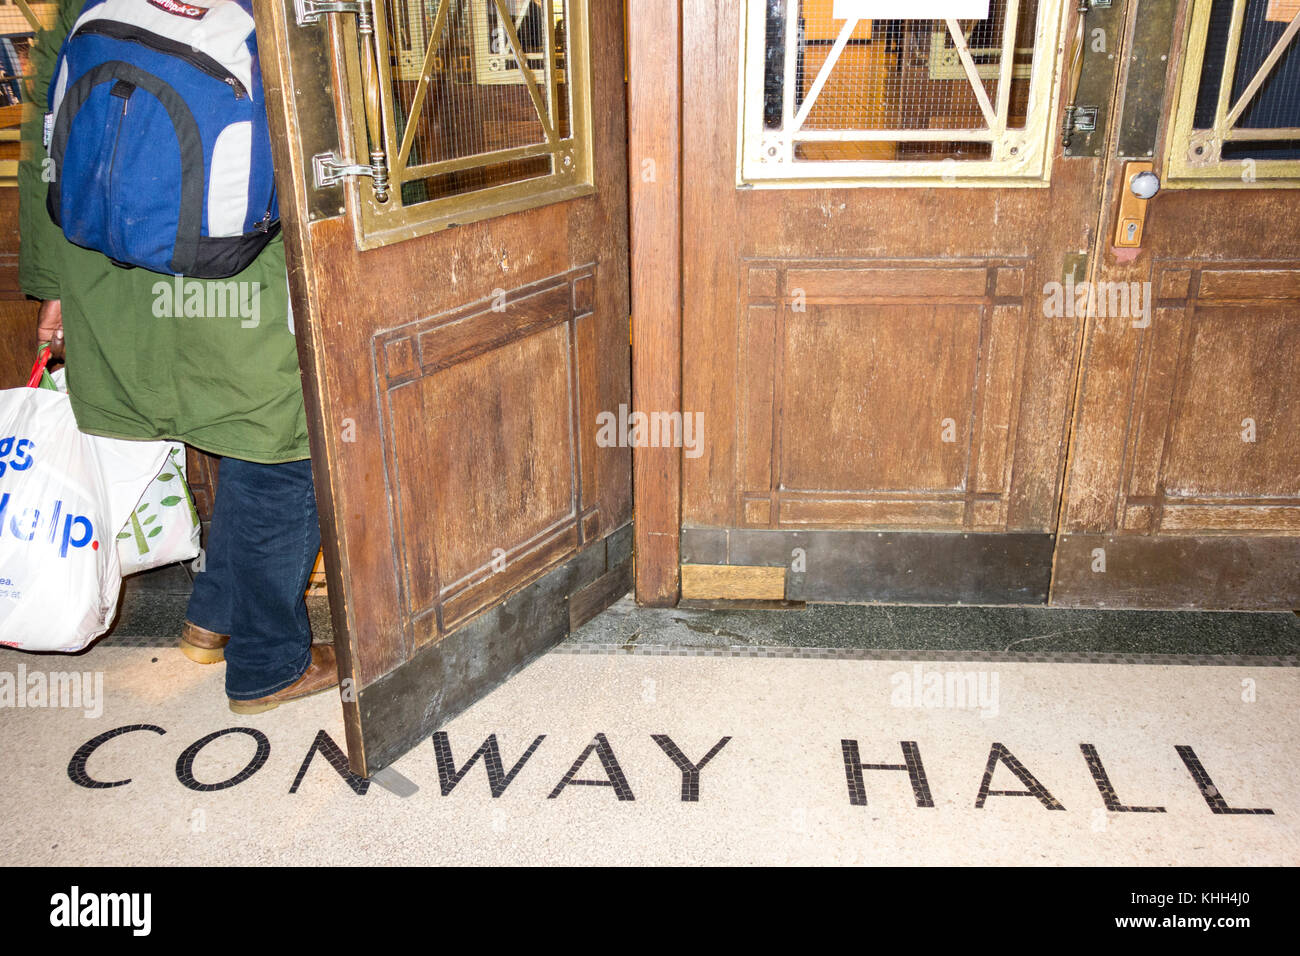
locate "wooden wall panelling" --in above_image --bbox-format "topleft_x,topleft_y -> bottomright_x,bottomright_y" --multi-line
732,258 -> 1037,532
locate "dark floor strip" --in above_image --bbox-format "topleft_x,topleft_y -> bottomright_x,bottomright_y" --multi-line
100,563 -> 1300,664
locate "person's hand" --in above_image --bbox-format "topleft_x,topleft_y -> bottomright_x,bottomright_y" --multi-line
36,299 -> 64,359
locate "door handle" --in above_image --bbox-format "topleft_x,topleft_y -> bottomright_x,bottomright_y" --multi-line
1113,161 -> 1160,250
1063,0 -> 1109,148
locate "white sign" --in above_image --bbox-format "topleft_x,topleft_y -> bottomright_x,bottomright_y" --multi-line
832,1 -> 991,19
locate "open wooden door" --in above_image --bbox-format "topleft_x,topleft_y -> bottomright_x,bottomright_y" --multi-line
253,0 -> 631,775
1054,0 -> 1300,608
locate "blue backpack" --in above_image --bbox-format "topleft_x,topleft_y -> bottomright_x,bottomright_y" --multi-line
44,0 -> 279,279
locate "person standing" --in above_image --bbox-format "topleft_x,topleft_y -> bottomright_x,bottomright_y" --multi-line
20,0 -> 336,714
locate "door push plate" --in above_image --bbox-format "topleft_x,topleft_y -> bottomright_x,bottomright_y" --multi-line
1113,161 -> 1154,250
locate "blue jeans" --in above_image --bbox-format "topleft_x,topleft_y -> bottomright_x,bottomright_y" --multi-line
185,457 -> 322,700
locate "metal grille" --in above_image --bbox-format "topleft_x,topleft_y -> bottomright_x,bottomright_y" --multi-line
1192,0 -> 1300,160
756,0 -> 1040,166
338,0 -> 592,245
377,0 -> 573,206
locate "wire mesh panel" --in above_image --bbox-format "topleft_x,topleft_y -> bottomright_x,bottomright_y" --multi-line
349,0 -> 591,246
1172,0 -> 1300,179
741,0 -> 1063,185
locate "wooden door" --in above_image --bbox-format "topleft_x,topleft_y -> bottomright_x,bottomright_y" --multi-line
1053,0 -> 1300,608
254,0 -> 631,775
647,0 -> 1119,606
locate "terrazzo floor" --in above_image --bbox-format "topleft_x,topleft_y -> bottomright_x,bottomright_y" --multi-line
0,566 -> 1296,866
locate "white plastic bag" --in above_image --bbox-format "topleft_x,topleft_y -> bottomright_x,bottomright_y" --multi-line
44,369 -> 200,578
116,445 -> 201,576
0,378 -> 172,652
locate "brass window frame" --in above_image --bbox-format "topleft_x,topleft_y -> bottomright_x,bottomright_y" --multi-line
1165,0 -> 1300,188
736,0 -> 1066,189
340,0 -> 595,250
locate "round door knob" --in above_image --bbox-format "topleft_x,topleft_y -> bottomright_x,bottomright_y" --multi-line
1130,170 -> 1161,200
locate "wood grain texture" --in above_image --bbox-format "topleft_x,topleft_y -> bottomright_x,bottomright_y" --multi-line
682,0 -> 1102,541
185,447 -> 219,524
0,300 -> 38,388
629,0 -> 682,605
680,563 -> 785,601
1060,259 -> 1300,537
0,189 -> 37,388
1051,0 -> 1300,607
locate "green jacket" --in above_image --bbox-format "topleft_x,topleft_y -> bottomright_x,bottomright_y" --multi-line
18,0 -> 310,463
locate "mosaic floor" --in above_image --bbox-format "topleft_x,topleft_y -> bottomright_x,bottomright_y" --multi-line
1,572 -> 1296,866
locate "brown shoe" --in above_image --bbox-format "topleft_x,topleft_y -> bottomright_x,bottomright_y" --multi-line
228,645 -> 339,715
180,621 -> 229,664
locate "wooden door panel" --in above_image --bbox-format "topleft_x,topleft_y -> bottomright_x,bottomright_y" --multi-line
376,267 -> 599,644
1052,0 -> 1300,608
1063,260 -> 1300,535
671,0 -> 1099,604
739,260 -> 1035,529
255,0 -> 631,774
743,257 -> 1034,520
685,5 -> 1092,531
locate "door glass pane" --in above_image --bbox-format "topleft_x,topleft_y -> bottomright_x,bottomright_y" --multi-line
351,0 -> 591,246
1168,0 -> 1300,182
1193,0 -> 1300,160
742,0 -> 1061,182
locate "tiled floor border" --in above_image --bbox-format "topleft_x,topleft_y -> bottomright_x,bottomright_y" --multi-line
551,643 -> 1300,667
96,634 -> 1300,666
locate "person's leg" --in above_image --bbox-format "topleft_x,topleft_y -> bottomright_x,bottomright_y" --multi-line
219,457 -> 323,701
183,455 -> 234,662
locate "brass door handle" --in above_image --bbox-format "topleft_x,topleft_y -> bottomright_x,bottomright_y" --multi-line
1114,161 -> 1159,249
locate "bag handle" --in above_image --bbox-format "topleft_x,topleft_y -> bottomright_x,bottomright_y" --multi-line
26,344 -> 53,389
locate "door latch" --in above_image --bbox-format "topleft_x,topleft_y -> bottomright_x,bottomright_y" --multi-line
313,152 -> 386,190
1070,106 -> 1098,132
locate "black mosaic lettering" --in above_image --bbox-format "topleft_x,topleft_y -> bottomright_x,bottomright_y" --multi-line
1080,743 -> 1164,813
175,727 -> 270,793
548,733 -> 634,801
67,723 -> 166,790
974,742 -> 1064,810
840,740 -> 935,808
1176,745 -> 1274,815
289,729 -> 370,796
432,732 -> 545,798
651,734 -> 732,802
